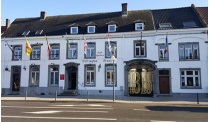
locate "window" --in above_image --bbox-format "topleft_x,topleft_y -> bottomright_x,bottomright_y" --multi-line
85,65 -> 95,86
22,31 -> 30,36
88,26 -> 95,33
135,23 -> 144,30
108,24 -> 116,32
159,23 -> 172,29
183,21 -> 198,28
67,43 -> 77,59
134,40 -> 146,57
85,43 -> 95,58
71,27 -> 78,34
49,66 -> 59,86
31,45 -> 41,60
50,44 -> 59,60
180,69 -> 201,89
105,42 -> 117,58
159,44 -> 169,61
30,66 -> 40,86
105,64 -> 117,86
35,30 -> 43,35
179,43 -> 199,60
13,45 -> 22,60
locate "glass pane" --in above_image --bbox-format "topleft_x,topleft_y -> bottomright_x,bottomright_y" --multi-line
181,71 -> 184,75
36,73 -> 39,85
186,71 -> 193,75
195,77 -> 199,86
87,72 -> 90,83
32,73 -> 35,85
187,77 -> 193,86
136,48 -> 139,56
159,70 -> 169,75
55,72 -> 59,84
141,47 -> 144,55
51,72 -> 54,84
91,72 -> 94,83
195,71 -> 198,75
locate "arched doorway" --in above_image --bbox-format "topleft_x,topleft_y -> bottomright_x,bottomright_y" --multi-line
64,62 -> 79,91
124,59 -> 157,97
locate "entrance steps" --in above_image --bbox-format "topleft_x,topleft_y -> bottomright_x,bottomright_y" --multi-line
59,90 -> 78,96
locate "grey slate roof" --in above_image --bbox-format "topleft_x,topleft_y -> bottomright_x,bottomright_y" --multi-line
151,7 -> 205,30
2,10 -> 154,38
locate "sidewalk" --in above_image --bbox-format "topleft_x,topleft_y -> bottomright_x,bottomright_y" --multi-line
1,94 -> 208,105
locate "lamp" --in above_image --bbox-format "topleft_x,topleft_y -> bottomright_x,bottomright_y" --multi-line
98,64 -> 101,72
23,66 -> 26,71
5,67 -> 10,72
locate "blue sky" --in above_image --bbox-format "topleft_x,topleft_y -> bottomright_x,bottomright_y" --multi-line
1,0 -> 208,26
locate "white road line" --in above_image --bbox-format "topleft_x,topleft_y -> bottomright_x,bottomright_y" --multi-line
51,104 -> 112,107
133,109 -> 150,111
2,116 -> 117,121
22,110 -> 62,114
151,120 -> 176,122
64,110 -> 108,113
2,106 -> 113,110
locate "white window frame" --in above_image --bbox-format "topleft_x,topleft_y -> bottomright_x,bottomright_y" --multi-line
135,23 -> 144,30
108,24 -> 116,32
87,26 -> 95,33
180,69 -> 201,89
85,65 -> 96,86
179,43 -> 199,61
31,46 -> 40,60
134,40 -> 146,57
50,45 -> 59,60
68,43 -> 77,59
105,64 -> 117,86
13,45 -> 22,60
158,44 -> 169,61
49,66 -> 59,86
86,43 -> 95,58
30,66 -> 40,86
71,27 -> 78,34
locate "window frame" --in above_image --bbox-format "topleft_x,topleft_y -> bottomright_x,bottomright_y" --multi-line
70,27 -> 78,34
87,26 -> 95,33
105,41 -> 117,58
29,65 -> 40,87
135,23 -> 144,31
180,68 -> 201,89
134,40 -> 147,58
12,45 -> 22,61
178,42 -> 200,61
48,65 -> 59,86
30,45 -> 41,60
85,42 -> 96,59
67,43 -> 77,59
84,64 -> 96,87
108,24 -> 116,32
50,44 -> 60,60
105,64 -> 117,87
158,44 -> 169,61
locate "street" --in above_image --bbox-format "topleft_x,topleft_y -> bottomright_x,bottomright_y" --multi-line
1,101 -> 208,122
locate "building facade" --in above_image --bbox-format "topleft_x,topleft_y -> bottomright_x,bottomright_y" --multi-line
1,3 -> 208,97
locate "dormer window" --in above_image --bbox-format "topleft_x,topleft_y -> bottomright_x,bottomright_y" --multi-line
159,23 -> 172,29
35,30 -> 43,35
108,24 -> 116,32
135,23 -> 144,30
183,21 -> 198,28
70,27 -> 78,34
22,31 -> 30,36
88,26 -> 95,33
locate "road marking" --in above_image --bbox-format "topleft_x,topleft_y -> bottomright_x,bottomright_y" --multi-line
2,116 -> 117,121
51,104 -> 112,107
151,120 -> 176,122
64,110 -> 108,113
2,106 -> 113,110
133,109 -> 150,111
23,110 -> 62,114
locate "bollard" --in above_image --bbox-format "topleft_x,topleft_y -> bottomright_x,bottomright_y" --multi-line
197,93 -> 199,104
25,90 -> 27,101
55,91 -> 57,101
87,91 -> 89,101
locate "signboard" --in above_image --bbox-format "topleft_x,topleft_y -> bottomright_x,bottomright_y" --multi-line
60,74 -> 64,80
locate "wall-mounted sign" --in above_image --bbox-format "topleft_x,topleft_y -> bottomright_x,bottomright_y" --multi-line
96,51 -> 104,57
103,59 -> 113,62
60,74 -> 64,80
82,60 -> 97,63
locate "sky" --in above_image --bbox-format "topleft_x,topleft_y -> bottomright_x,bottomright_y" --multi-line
1,0 -> 208,26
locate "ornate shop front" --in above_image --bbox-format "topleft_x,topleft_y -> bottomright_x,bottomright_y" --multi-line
124,59 -> 157,97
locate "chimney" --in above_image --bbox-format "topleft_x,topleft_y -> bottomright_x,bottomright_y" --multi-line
122,3 -> 128,16
40,11 -> 46,20
6,19 -> 10,29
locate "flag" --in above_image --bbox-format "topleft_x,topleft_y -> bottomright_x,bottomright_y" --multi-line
25,39 -> 32,56
164,35 -> 168,54
5,41 -> 14,53
46,36 -> 51,60
84,36 -> 87,55
107,32 -> 111,52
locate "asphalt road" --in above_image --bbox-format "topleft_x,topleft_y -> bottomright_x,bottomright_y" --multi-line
1,101 -> 208,122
